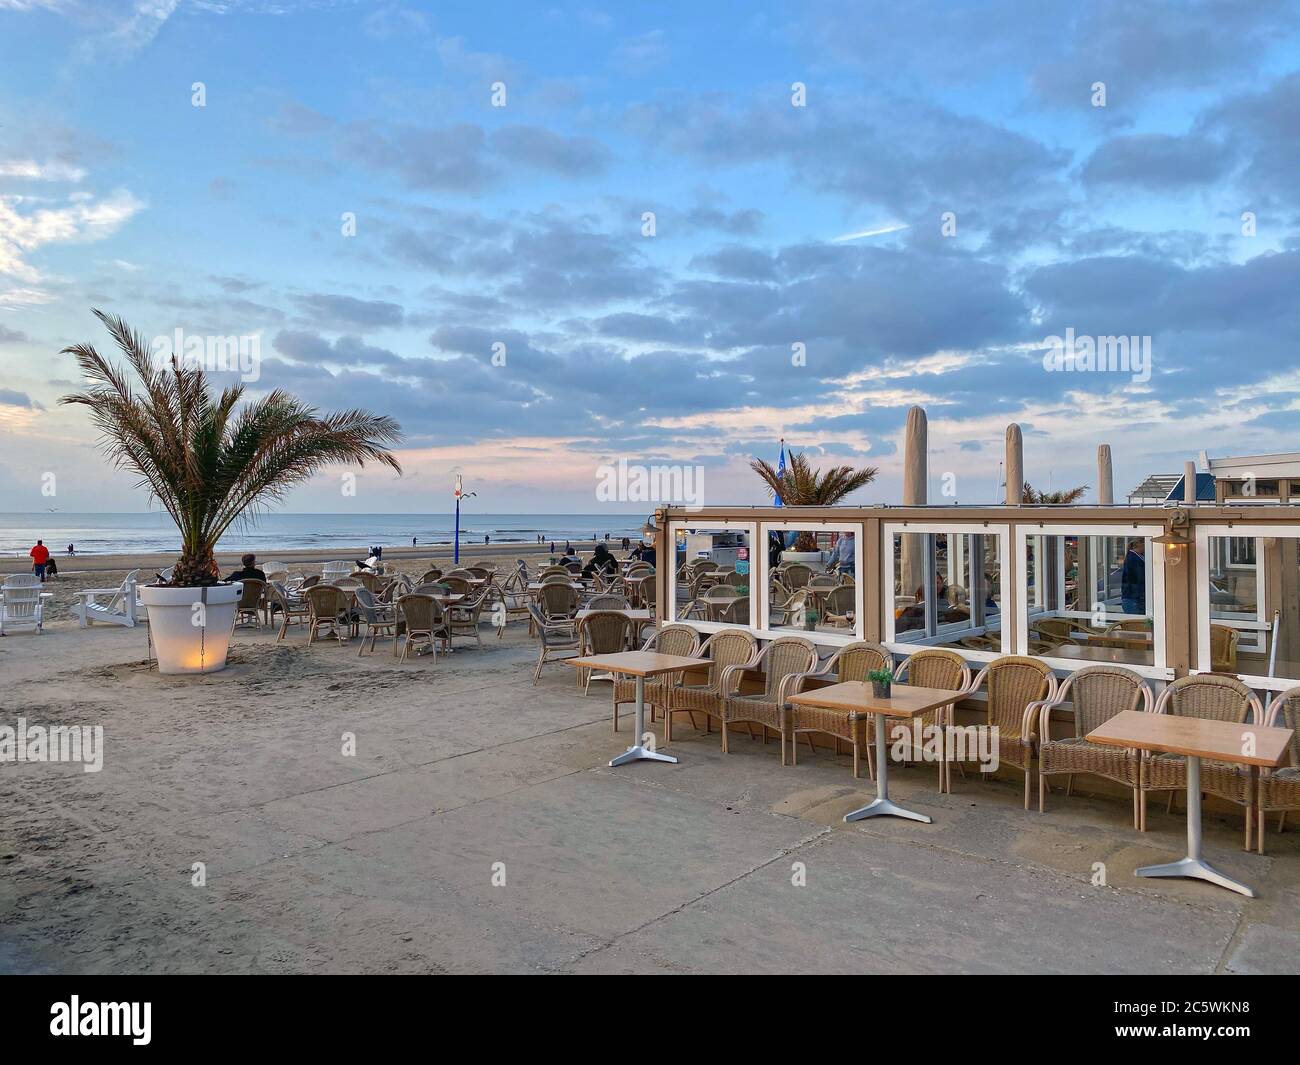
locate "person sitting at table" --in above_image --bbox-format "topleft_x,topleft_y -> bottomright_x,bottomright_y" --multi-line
583,543 -> 619,579
224,553 -> 266,583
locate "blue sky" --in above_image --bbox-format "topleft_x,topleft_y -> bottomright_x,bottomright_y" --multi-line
1,0 -> 1298,514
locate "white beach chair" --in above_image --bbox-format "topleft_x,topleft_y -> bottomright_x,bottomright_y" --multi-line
321,560 -> 352,582
0,574 -> 52,635
74,569 -> 140,628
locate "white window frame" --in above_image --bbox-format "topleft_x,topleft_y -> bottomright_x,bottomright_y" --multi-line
757,520 -> 864,645
883,522 -> 1010,663
1195,524 -> 1290,690
1015,523 -> 1170,680
667,519 -> 759,637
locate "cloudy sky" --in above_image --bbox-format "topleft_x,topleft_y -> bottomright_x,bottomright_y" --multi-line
0,0 -> 1298,515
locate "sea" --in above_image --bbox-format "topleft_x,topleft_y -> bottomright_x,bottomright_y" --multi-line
0,512 -> 650,557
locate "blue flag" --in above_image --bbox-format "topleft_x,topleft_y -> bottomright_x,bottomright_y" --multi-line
774,438 -> 785,506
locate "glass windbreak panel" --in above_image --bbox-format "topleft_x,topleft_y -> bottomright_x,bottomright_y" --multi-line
768,528 -> 857,634
1026,533 -> 1153,666
1205,534 -> 1276,673
673,527 -> 752,624
890,532 -> 1000,651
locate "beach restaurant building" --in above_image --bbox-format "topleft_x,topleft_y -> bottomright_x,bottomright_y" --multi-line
651,500 -> 1300,694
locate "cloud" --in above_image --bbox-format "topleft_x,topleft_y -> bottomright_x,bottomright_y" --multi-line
0,387 -> 39,409
613,30 -> 667,74
296,293 -> 405,330
1081,133 -> 1233,189
0,323 -> 30,343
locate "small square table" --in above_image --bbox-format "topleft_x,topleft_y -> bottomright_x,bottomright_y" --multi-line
1088,710 -> 1294,897
790,682 -> 959,824
566,650 -> 702,767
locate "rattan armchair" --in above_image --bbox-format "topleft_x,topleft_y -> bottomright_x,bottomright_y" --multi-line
1258,686 -> 1300,854
270,581 -> 310,642
418,568 -> 443,584
719,636 -> 819,763
527,600 -> 581,684
961,655 -> 1057,808
396,593 -> 448,662
575,610 -> 634,694
1209,624 -> 1240,672
612,625 -> 700,733
305,584 -> 349,645
789,641 -> 891,778
1142,673 -> 1262,847
354,587 -> 399,656
820,586 -> 855,627
664,629 -> 759,743
1037,665 -> 1153,828
447,587 -> 491,651
892,648 -> 972,792
235,577 -> 266,629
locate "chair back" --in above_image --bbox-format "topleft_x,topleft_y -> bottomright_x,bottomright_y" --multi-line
647,624 -> 700,658
419,568 -> 444,584
703,585 -> 739,601
353,587 -> 386,622
1,575 -> 43,622
300,575 -> 321,589
761,636 -> 819,696
831,641 -> 891,682
397,593 -> 440,633
540,566 -> 571,578
822,586 -> 854,616
305,584 -> 347,619
321,561 -> 352,581
268,581 -> 300,614
237,578 -> 265,610
447,568 -> 475,579
1155,673 -> 1260,724
580,610 -> 632,654
641,578 -> 658,607
541,573 -> 576,586
979,656 -> 1057,733
1265,686 -> 1300,767
467,567 -> 492,579
442,576 -> 473,597
1209,624 -> 1240,671
1055,664 -> 1151,737
715,596 -> 749,624
808,574 -> 839,590
897,648 -> 969,691
699,628 -> 759,688
781,563 -> 814,590
351,571 -> 383,593
537,582 -> 580,620
586,595 -> 630,610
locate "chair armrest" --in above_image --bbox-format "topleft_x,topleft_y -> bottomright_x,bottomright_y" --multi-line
788,666 -> 835,696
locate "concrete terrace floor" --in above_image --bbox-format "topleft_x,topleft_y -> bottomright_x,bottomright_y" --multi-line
1,618 -> 1298,975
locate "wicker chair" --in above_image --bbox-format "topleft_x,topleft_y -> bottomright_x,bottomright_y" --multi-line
821,586 -> 855,627
305,584 -> 348,645
1037,665 -> 1153,828
466,566 -> 493,580
418,568 -> 443,584
586,594 -> 631,610
664,629 -> 759,743
442,576 -> 473,598
354,587 -> 399,656
790,641 -> 892,778
446,587 -> 491,651
1210,624 -> 1240,672
351,571 -> 383,594
269,581 -> 310,642
719,636 -> 819,762
396,593 -> 447,663
960,655 -> 1057,808
575,611 -> 634,694
299,574 -> 321,590
1142,673 -> 1263,847
612,625 -> 700,733
781,563 -> 814,590
1257,686 -> 1300,854
768,587 -> 809,628
527,599 -> 581,683
892,648 -> 973,792
714,596 -> 750,624
234,577 -> 266,629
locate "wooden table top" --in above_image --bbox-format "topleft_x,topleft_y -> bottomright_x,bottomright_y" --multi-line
565,650 -> 703,677
789,681 -> 961,718
1053,643 -> 1150,666
1088,710 -> 1293,767
1086,632 -> 1153,648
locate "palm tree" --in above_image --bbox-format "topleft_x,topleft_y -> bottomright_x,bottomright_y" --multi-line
1022,482 -> 1088,504
749,450 -> 878,550
61,310 -> 403,586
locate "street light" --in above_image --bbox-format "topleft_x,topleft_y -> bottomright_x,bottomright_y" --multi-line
453,474 -> 477,564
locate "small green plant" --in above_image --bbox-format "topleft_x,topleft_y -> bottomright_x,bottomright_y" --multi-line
867,668 -> 893,685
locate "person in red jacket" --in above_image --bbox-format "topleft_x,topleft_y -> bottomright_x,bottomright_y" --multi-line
29,539 -> 50,582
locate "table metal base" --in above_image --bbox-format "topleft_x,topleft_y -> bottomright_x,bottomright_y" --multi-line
844,712 -> 932,824
609,675 -> 679,768
1135,755 -> 1255,898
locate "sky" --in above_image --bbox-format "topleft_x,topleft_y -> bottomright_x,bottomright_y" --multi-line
0,0 -> 1298,515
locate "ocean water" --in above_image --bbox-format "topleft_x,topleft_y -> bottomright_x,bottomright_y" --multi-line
0,512 -> 649,557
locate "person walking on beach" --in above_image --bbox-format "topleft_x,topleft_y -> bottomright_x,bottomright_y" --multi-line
412,537 -> 417,547
45,555 -> 59,579
29,540 -> 49,582
484,534 -> 490,545
549,541 -> 555,555
67,543 -> 75,556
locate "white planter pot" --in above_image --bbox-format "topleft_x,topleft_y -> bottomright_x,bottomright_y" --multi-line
140,583 -> 241,675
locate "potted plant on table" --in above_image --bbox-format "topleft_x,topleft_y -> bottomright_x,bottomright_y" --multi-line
867,668 -> 893,699
61,310 -> 403,674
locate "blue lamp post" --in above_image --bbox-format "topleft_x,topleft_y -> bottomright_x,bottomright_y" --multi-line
453,474 -> 476,565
